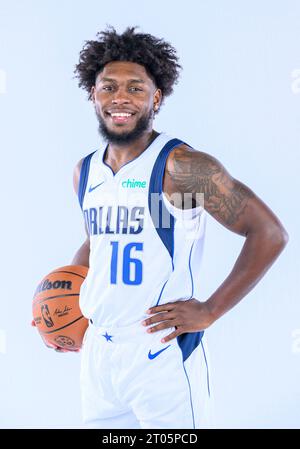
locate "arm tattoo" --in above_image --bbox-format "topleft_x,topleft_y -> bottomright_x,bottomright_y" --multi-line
166,147 -> 254,227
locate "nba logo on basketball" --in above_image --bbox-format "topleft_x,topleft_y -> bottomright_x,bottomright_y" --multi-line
41,304 -> 54,328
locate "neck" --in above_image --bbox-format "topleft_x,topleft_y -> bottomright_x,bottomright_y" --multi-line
104,129 -> 159,168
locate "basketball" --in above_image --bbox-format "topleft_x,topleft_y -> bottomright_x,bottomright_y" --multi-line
32,265 -> 89,351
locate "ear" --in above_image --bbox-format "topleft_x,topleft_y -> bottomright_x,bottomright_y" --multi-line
153,88 -> 162,111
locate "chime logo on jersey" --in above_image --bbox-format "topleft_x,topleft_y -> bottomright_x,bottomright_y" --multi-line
83,205 -> 145,235
121,178 -> 147,188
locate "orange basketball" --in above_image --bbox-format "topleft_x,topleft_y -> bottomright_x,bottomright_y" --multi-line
32,265 -> 89,351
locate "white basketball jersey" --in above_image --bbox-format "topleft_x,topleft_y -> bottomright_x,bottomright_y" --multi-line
77,132 -> 207,328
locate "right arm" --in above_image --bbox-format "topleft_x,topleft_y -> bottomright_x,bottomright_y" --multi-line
31,158 -> 90,352
51,159 -> 90,352
71,158 -> 90,267
46,159 -> 90,351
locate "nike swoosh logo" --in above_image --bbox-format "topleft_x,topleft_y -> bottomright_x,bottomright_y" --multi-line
148,345 -> 171,360
88,181 -> 104,193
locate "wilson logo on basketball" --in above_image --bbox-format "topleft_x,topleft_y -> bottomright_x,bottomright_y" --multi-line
34,279 -> 72,296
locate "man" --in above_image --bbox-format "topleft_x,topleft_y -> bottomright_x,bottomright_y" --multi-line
50,26 -> 289,428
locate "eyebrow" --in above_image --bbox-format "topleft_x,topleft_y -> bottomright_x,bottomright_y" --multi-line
99,77 -> 145,84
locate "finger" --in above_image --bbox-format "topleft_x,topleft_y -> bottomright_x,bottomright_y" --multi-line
146,302 -> 177,315
45,341 -> 61,350
55,347 -> 80,353
146,320 -> 176,334
54,346 -> 70,352
161,328 -> 182,343
47,343 -> 59,349
142,312 -> 175,327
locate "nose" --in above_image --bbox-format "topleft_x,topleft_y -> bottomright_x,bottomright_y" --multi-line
111,87 -> 130,105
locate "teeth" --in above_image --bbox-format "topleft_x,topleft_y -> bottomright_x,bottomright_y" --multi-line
111,113 -> 132,117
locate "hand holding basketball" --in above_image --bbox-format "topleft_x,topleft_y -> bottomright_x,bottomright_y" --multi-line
32,265 -> 89,352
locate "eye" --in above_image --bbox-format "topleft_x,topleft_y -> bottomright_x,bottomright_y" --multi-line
103,86 -> 113,91
129,87 -> 142,92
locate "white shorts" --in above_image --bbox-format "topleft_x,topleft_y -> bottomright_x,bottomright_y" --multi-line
80,322 -> 214,429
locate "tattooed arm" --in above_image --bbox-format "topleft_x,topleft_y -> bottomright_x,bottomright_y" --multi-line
161,145 -> 289,325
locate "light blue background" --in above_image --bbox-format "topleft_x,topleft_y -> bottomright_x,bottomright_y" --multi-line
0,0 -> 299,428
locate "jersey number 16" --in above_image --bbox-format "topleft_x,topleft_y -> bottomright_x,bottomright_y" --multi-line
110,241 -> 143,285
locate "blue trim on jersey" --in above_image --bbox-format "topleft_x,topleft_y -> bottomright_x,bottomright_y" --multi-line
201,340 -> 211,397
102,144 -> 116,176
148,138 -> 185,261
155,278 -> 169,306
102,133 -> 163,176
182,362 -> 195,429
78,151 -> 96,210
188,240 -> 196,299
148,137 -> 205,361
177,239 -> 204,362
177,331 -> 204,362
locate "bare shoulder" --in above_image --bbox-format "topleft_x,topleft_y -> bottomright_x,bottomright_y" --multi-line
165,142 -> 288,243
164,143 -> 262,236
164,143 -> 232,199
166,144 -> 223,176
73,158 -> 85,195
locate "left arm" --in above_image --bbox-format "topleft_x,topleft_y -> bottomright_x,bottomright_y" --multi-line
142,145 -> 289,342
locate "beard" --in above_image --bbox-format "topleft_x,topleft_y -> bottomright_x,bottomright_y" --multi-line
96,108 -> 154,146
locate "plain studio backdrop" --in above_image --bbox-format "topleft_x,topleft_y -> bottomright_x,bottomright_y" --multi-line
0,0 -> 299,429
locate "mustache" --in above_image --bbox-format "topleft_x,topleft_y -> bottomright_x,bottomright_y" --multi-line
95,109 -> 154,145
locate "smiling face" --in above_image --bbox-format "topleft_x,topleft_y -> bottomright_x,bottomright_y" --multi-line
91,61 -> 162,145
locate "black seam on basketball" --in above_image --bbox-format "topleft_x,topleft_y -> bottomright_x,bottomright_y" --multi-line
40,315 -> 85,334
33,293 -> 79,304
50,270 -> 86,279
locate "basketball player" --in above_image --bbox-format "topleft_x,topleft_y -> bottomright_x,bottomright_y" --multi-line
41,27 -> 289,428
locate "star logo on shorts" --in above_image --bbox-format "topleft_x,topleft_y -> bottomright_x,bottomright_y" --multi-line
102,332 -> 113,342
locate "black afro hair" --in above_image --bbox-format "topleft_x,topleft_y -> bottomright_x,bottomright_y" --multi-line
74,25 -> 182,109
